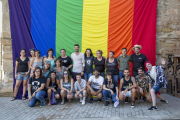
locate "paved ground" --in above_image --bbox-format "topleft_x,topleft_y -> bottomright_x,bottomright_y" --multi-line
0,94 -> 180,120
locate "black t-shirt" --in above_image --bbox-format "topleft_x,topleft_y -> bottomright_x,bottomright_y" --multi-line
106,58 -> 119,75
103,79 -> 118,93
94,57 -> 105,72
58,56 -> 72,68
84,56 -> 94,73
49,79 -> 58,90
29,76 -> 46,94
16,57 -> 29,72
131,53 -> 148,72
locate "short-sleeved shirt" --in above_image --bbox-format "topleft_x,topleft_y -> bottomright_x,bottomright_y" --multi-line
131,53 -> 148,72
74,79 -> 86,91
84,56 -> 94,73
16,57 -> 29,72
58,56 -> 72,68
29,76 -> 46,94
71,52 -> 85,73
135,75 -> 151,92
106,58 -> 119,75
117,55 -> 131,71
53,66 -> 66,81
103,79 -> 118,93
94,57 -> 105,72
89,75 -> 104,89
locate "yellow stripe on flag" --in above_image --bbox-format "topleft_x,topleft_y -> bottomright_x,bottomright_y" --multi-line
81,0 -> 109,57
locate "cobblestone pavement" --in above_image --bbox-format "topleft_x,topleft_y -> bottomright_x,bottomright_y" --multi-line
0,94 -> 180,120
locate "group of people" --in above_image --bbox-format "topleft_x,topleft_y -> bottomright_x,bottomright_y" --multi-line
11,44 -> 168,111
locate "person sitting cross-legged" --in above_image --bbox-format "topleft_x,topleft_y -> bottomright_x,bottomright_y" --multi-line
74,73 -> 87,105
102,72 -> 119,106
119,68 -> 137,107
87,69 -> 104,103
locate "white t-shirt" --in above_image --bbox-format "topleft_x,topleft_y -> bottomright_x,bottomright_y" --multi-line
89,75 -> 104,89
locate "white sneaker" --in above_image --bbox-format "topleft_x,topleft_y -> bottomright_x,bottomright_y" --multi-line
80,98 -> 82,102
114,101 -> 119,108
82,100 -> 85,105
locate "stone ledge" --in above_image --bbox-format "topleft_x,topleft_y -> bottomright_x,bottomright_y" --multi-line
0,38 -> 12,46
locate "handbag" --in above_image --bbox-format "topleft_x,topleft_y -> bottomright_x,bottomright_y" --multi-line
51,92 -> 58,105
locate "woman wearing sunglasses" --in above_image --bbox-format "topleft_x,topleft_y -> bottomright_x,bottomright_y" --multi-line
60,70 -> 74,104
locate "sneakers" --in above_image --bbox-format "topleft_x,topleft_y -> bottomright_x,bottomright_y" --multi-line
82,100 -> 85,105
114,101 -> 119,108
98,98 -> 102,102
80,97 -> 82,102
40,102 -> 45,107
160,100 -> 168,104
89,99 -> 93,104
148,106 -> 157,111
125,98 -> 128,103
104,101 -> 109,106
131,101 -> 135,108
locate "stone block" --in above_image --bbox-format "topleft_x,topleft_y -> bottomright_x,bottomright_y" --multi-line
174,31 -> 180,36
3,60 -> 13,72
4,71 -> 13,82
167,9 -> 178,15
2,53 -> 12,59
3,46 -> 12,53
1,39 -> 12,46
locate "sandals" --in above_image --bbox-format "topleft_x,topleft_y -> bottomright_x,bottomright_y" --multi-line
22,96 -> 26,100
131,101 -> 135,108
11,96 -> 16,101
61,100 -> 64,105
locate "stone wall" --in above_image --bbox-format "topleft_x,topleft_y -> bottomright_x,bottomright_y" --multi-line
156,0 -> 180,64
0,0 -> 180,96
0,0 -> 13,96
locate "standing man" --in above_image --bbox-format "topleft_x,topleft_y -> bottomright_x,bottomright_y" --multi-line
71,44 -> 85,81
131,45 -> 148,77
117,48 -> 132,80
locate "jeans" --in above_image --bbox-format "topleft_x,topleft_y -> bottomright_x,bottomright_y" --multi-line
84,73 -> 93,80
17,72 -> 30,80
119,71 -> 124,80
112,75 -> 119,82
100,72 -> 105,79
28,91 -> 46,107
102,90 -> 117,102
152,85 -> 162,94
133,71 -> 138,77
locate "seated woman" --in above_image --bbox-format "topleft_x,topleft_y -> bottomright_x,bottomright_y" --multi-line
28,67 -> 46,107
60,70 -> 74,104
46,71 -> 60,106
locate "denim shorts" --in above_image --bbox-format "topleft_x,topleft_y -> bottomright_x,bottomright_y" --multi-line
17,72 -> 30,80
92,88 -> 100,92
152,85 -> 162,94
75,92 -> 83,96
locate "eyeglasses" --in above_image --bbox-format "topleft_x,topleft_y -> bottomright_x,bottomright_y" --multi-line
35,71 -> 40,73
64,73 -> 68,75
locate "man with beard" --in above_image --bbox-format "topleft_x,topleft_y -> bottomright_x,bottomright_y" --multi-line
136,68 -> 152,103
131,45 -> 148,77
87,69 -> 104,103
71,44 -> 85,81
119,69 -> 137,107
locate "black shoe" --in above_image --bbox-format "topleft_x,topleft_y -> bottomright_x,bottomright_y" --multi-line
160,100 -> 168,103
98,98 -> 102,102
148,106 -> 157,111
104,101 -> 109,106
89,99 -> 93,104
143,97 -> 146,102
125,98 -> 128,103
131,101 -> 135,108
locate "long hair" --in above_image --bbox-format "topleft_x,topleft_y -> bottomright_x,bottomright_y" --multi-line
62,70 -> 71,83
84,48 -> 93,57
29,49 -> 35,57
55,58 -> 63,67
35,50 -> 41,57
47,48 -> 54,58
43,61 -> 51,71
32,67 -> 43,78
20,49 -> 26,56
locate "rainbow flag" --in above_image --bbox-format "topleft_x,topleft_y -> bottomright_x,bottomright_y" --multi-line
9,0 -> 157,99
